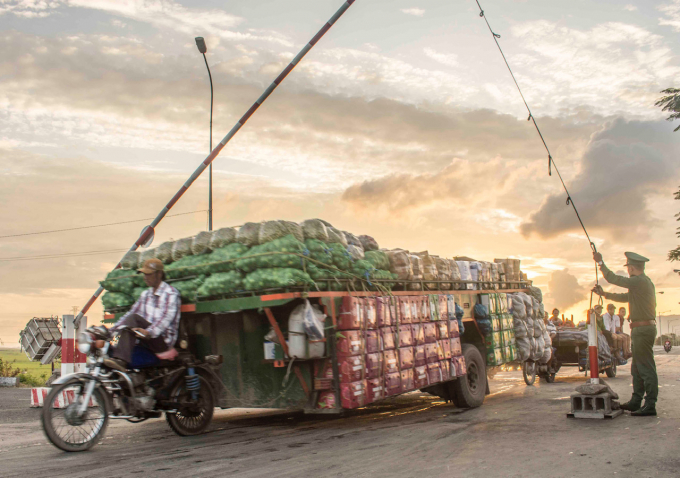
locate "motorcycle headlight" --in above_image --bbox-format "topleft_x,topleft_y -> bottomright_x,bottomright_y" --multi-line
77,332 -> 93,354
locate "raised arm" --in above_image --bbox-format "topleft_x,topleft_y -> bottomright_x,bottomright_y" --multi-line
604,291 -> 629,303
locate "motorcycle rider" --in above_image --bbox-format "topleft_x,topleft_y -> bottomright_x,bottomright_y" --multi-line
104,258 -> 181,372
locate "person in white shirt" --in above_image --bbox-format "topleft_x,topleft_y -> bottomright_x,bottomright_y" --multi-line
616,307 -> 632,358
603,304 -> 625,359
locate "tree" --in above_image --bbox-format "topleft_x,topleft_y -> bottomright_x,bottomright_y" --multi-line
656,89 -> 680,261
656,88 -> 680,132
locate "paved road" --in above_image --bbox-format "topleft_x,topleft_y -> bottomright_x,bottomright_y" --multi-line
1,348 -> 679,478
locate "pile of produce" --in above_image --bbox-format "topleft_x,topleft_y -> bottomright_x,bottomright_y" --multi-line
99,218 -> 527,311
509,287 -> 551,363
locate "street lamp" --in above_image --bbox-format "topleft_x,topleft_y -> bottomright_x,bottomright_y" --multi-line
195,36 -> 213,231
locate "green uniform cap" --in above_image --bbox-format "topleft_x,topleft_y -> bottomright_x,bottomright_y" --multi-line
624,251 -> 649,266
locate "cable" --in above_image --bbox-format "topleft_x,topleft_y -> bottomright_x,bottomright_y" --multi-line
0,248 -> 129,262
0,210 -> 208,239
474,0 -> 600,301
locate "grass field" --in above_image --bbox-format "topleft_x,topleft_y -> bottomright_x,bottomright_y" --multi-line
0,348 -> 57,385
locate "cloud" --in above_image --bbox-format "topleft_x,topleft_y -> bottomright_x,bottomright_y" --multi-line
520,119 -> 679,241
400,8 -> 424,17
545,269 -> 587,311
0,0 -> 61,18
659,0 -> 680,31
624,5 -> 638,11
423,48 -> 458,67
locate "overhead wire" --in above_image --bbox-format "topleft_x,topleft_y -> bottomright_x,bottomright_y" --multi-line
474,0 -> 601,307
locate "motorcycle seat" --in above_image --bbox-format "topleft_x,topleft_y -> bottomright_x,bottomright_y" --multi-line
130,346 -> 178,369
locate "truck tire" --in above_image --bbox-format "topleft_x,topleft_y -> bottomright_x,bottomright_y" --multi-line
450,344 -> 486,408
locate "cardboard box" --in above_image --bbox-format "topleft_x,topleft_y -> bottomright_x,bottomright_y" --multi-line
385,372 -> 401,396
366,378 -> 384,403
380,326 -> 396,350
399,297 -> 412,324
401,368 -> 415,392
399,346 -> 414,369
338,296 -> 364,330
425,343 -> 439,364
366,329 -> 380,354
427,362 -> 443,384
337,330 -> 363,357
411,323 -> 425,345
398,324 -> 414,347
383,349 -> 399,374
414,365 -> 429,388
414,344 -> 426,367
423,322 -> 437,343
340,381 -> 366,409
364,298 -> 377,329
450,337 -> 462,357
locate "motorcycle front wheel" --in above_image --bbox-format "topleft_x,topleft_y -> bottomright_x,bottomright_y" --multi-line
42,380 -> 109,452
165,375 -> 214,436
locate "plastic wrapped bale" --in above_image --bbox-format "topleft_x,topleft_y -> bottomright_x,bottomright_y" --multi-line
283,221 -> 304,243
165,254 -> 212,280
343,231 -> 362,248
101,291 -> 134,311
469,262 -> 480,290
533,316 -> 543,338
415,251 -> 438,289
347,244 -> 365,261
258,220 -> 291,244
526,317 -> 534,335
513,317 -> 529,339
203,243 -> 249,274
139,248 -> 156,265
495,261 -> 506,288
301,219 -> 329,242
197,271 -> 244,297
385,249 -> 412,280
515,336 -> 531,361
209,227 -> 237,250
364,250 -> 390,271
540,328 -> 552,364
327,227 -> 348,247
155,241 -> 175,264
456,261 -> 473,290
120,250 -> 140,270
537,302 -> 545,322
510,293 -> 527,320
449,260 -> 461,289
235,235 -> 306,273
534,335 -> 545,361
243,268 -> 314,291
236,222 -> 261,247
531,298 -> 540,320
528,285 -> 543,304
410,254 -> 424,281
171,237 -> 193,261
172,276 -> 205,303
434,256 -> 451,289
132,286 -> 146,302
358,234 -> 379,251
521,293 -> 533,318
479,262 -> 490,289
100,269 -> 140,295
192,231 -> 213,255
490,263 -> 500,289
329,242 -> 352,271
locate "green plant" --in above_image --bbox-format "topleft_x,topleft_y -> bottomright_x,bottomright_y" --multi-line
0,358 -> 21,377
19,372 -> 48,387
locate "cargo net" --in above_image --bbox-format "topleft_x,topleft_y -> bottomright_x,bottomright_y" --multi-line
100,219 -> 530,312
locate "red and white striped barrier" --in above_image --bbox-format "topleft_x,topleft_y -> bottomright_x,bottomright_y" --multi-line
30,387 -> 97,408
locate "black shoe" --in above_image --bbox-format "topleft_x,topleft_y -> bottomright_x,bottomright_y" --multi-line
631,404 -> 656,416
103,358 -> 127,372
620,401 -> 641,412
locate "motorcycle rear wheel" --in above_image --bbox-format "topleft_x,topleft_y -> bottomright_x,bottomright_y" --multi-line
166,375 -> 214,436
42,381 -> 109,452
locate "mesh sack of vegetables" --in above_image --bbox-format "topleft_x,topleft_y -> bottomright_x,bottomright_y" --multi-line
343,231 -> 362,248
409,254 -> 424,280
236,222 -> 261,247
243,268 -> 314,291
235,235 -> 305,273
192,231 -> 213,255
101,291 -> 134,311
328,242 -> 352,271
132,287 -> 146,302
203,243 -> 249,274
121,251 -> 140,270
165,254 -> 212,280
414,251 -> 438,288
100,269 -> 139,295
209,227 -> 236,250
351,259 -> 375,280
347,244 -> 364,261
385,249 -> 412,280
358,235 -> 379,251
196,271 -> 244,297
283,221 -> 304,242
171,237 -> 193,261
140,248 -> 156,264
434,256 -> 451,290
171,276 -> 205,303
301,219 -> 329,242
327,227 -> 348,247
305,238 -> 333,265
155,241 -> 175,264
364,250 -> 390,271
368,270 -> 397,290
258,220 -> 289,244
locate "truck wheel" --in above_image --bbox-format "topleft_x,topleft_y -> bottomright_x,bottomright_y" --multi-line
450,344 -> 486,408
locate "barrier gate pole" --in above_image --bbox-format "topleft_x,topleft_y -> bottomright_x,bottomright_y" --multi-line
587,311 -> 599,384
72,0 -> 357,328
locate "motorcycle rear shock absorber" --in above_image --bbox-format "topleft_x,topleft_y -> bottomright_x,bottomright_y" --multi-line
186,367 -> 200,400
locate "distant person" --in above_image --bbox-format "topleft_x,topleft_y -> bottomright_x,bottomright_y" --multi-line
616,307 -> 632,358
602,304 -> 625,360
550,308 -> 563,326
593,251 -> 658,417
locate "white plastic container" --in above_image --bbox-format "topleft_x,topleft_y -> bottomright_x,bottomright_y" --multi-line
288,305 -> 307,358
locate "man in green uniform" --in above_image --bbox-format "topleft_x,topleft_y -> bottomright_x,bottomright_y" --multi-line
592,251 -> 658,416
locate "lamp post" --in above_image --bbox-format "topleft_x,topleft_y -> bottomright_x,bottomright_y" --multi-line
658,308 -> 671,344
195,36 -> 213,231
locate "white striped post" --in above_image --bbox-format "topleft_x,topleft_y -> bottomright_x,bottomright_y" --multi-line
588,310 -> 599,384
73,0 -> 357,328
62,314 -> 87,376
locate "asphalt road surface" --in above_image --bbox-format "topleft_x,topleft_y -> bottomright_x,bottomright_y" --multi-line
1,347 -> 679,478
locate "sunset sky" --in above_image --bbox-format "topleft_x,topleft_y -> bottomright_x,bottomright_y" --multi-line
1,0 -> 680,345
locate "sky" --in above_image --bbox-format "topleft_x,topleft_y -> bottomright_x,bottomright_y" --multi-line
1,0 -> 680,346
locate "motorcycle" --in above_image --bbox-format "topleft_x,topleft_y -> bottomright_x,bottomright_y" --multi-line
42,325 -> 223,452
664,340 -> 672,353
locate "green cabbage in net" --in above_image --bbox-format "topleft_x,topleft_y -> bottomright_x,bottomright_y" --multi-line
364,250 -> 390,271
196,271 -> 244,297
132,287 -> 146,302
171,276 -> 205,303
305,238 -> 333,266
236,222 -> 261,246
155,241 -> 175,264
235,235 -> 305,273
328,242 -> 352,271
243,268 -> 314,291
100,269 -> 141,295
202,243 -> 249,274
165,254 -> 212,279
102,291 -> 134,310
